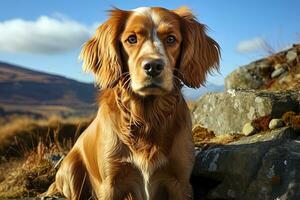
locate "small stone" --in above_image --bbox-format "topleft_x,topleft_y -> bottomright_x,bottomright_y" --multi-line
286,50 -> 297,62
269,119 -> 284,129
259,62 -> 271,69
242,122 -> 256,136
274,63 -> 282,70
271,67 -> 286,78
274,63 -> 288,70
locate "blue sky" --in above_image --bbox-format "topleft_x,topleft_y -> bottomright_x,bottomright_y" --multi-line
0,0 -> 299,85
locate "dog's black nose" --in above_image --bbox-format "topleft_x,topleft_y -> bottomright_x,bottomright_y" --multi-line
143,59 -> 164,77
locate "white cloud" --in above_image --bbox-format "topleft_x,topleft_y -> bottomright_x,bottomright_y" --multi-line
0,15 -> 98,54
236,37 -> 266,54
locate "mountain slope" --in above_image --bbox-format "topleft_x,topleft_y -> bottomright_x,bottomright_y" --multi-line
182,83 -> 224,100
0,62 -> 96,106
0,62 -> 96,119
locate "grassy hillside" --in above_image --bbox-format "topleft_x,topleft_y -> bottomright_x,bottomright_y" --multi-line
0,61 -> 97,122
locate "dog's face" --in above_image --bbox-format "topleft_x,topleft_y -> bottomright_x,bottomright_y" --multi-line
81,7 -> 220,96
120,7 -> 182,96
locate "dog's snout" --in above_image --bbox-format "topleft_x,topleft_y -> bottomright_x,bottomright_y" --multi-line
143,59 -> 164,77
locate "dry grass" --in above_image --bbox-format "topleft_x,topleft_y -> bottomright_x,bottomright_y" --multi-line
192,124 -> 242,147
0,116 -> 93,198
0,103 -> 96,127
260,36 -> 296,57
0,116 -> 93,158
192,124 -> 215,145
0,143 -> 59,198
282,111 -> 300,131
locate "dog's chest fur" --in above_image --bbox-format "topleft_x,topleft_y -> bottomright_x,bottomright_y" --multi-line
105,88 -> 181,198
126,146 -> 168,199
118,111 -> 173,198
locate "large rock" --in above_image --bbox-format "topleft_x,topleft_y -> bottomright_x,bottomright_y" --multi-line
192,90 -> 300,135
225,45 -> 300,91
286,50 -> 298,62
224,61 -> 270,90
192,127 -> 300,200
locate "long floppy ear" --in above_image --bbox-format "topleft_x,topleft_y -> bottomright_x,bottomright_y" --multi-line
174,7 -> 220,88
80,9 -> 130,88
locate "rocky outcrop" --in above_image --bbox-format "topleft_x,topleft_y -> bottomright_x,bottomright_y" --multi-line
225,61 -> 270,90
192,127 -> 300,200
191,85 -> 300,199
225,44 -> 300,90
192,90 -> 300,135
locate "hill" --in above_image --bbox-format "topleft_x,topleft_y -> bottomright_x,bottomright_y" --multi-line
0,62 -> 97,120
182,83 -> 224,100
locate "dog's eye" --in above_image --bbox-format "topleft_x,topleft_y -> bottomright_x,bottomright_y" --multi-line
127,35 -> 137,44
166,35 -> 176,44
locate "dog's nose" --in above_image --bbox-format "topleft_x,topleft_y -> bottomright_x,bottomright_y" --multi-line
143,59 -> 164,77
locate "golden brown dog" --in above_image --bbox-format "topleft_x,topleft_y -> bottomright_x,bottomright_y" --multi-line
45,6 -> 220,200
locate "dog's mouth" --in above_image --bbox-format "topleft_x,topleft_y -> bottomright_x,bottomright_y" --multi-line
141,83 -> 161,89
134,81 -> 169,96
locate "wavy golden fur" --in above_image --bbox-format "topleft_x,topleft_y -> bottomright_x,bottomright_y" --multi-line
44,6 -> 220,200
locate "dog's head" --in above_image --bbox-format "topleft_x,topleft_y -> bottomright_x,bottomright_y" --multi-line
81,7 -> 220,96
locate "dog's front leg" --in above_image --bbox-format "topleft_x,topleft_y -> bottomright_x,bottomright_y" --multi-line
97,167 -> 146,200
97,181 -> 144,200
166,181 -> 193,200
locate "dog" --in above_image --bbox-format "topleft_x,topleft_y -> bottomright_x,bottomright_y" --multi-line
44,6 -> 220,200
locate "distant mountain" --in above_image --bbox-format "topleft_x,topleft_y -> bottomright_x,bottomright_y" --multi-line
0,61 -> 96,118
182,83 -> 224,100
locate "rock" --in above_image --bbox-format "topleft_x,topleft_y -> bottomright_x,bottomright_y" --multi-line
271,67 -> 286,78
242,122 -> 256,136
274,63 -> 288,70
225,45 -> 300,90
225,63 -> 266,90
192,90 -> 300,135
274,63 -> 283,70
258,62 -> 272,70
192,127 -> 300,200
286,50 -> 298,62
269,119 -> 284,129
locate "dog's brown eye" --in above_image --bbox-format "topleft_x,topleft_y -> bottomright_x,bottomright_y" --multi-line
127,35 -> 137,44
166,35 -> 176,44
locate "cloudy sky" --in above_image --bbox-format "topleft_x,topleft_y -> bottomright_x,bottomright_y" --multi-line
0,0 -> 299,85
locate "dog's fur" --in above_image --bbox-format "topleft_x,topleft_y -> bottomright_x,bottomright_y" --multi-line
45,6 -> 220,200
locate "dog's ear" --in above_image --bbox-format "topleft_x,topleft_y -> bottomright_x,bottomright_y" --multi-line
174,7 -> 220,88
80,9 -> 129,88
